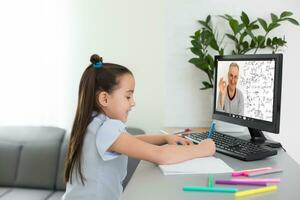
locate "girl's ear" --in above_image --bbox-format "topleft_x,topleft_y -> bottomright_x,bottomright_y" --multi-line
97,91 -> 109,107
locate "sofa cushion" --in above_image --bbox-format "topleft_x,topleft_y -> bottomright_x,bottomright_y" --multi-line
14,141 -> 61,189
0,188 -> 11,197
0,188 -> 53,200
0,141 -> 21,186
55,134 -> 69,190
0,126 -> 65,190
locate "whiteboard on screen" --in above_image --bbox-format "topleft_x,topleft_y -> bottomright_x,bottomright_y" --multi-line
216,60 -> 275,122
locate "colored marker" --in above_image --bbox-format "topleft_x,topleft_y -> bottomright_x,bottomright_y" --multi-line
183,186 -> 238,193
208,176 -> 214,187
232,167 -> 272,177
246,169 -> 283,177
235,185 -> 277,198
208,122 -> 216,138
215,180 -> 268,186
232,178 -> 280,183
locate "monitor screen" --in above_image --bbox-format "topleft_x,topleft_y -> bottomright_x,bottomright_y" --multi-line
213,54 -> 283,134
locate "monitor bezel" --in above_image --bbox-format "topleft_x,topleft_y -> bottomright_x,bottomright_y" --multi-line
212,54 -> 283,133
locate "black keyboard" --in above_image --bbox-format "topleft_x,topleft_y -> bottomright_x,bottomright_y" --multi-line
185,131 -> 277,161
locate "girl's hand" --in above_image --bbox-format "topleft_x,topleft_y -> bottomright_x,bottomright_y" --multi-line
165,135 -> 194,145
199,139 -> 216,156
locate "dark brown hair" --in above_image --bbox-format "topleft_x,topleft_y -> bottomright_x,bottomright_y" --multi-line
64,54 -> 132,184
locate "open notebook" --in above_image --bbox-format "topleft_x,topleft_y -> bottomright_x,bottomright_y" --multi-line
159,156 -> 234,175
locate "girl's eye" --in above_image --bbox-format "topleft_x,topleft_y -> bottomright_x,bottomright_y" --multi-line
126,96 -> 131,100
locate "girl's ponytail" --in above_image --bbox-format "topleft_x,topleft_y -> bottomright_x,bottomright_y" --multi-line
64,55 -> 99,184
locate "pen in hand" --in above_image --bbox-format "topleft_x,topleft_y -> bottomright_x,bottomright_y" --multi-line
207,122 -> 216,139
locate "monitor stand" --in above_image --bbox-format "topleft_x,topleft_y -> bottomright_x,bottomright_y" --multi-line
248,128 -> 282,148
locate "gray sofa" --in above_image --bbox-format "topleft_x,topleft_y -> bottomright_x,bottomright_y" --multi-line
0,126 -> 144,199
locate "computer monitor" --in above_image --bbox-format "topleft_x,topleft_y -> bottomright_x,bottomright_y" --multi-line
213,54 -> 283,147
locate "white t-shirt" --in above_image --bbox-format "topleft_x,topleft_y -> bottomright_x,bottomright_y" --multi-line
217,88 -> 244,115
63,113 -> 128,200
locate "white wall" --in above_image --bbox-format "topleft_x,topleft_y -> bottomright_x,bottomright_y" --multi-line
67,0 -> 165,133
0,0 -> 71,128
165,0 -> 300,163
0,0 -> 165,133
0,0 -> 299,164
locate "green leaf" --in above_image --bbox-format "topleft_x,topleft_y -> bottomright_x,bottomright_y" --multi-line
191,39 -> 202,49
209,38 -> 219,51
190,47 -> 201,56
205,54 -> 214,67
257,35 -> 265,47
271,13 -> 278,22
207,68 -> 214,80
219,48 -> 224,56
237,24 -> 245,33
248,21 -> 259,31
258,18 -> 268,32
229,19 -> 239,34
226,33 -> 238,43
272,37 -> 278,45
195,30 -> 200,38
198,20 -> 212,31
266,38 -> 272,46
245,29 -> 256,41
201,81 -> 213,90
277,38 -> 287,46
189,58 -> 202,67
249,20 -> 258,26
220,14 -> 233,21
285,18 -> 300,25
198,63 -> 210,72
206,15 -> 211,23
200,30 -> 213,46
239,31 -> 248,43
252,24 -> 259,29
249,24 -> 259,30
189,58 -> 209,72
242,41 -> 249,50
268,22 -> 281,32
241,11 -> 250,26
250,39 -> 256,48
280,11 -> 293,18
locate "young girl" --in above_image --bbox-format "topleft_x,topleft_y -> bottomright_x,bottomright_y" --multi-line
63,54 -> 216,200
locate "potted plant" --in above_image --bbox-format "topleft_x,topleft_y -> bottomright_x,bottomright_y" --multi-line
189,11 -> 299,90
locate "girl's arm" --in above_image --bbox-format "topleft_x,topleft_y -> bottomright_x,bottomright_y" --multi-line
134,134 -> 166,145
109,133 -> 215,165
134,134 -> 192,145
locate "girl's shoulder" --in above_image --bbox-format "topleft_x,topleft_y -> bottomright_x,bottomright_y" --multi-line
90,112 -> 126,133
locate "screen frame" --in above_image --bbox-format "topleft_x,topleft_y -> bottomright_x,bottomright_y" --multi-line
212,54 -> 283,133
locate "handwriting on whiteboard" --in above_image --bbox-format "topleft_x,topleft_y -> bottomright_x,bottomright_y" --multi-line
238,60 -> 275,122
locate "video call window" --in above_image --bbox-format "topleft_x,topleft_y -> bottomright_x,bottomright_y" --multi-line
215,60 -> 275,122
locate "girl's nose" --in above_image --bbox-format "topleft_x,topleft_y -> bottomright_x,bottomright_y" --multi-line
131,100 -> 136,107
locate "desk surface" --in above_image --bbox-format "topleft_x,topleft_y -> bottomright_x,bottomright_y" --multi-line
123,129 -> 300,200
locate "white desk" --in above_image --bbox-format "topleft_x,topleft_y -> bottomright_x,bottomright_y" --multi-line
123,131 -> 300,200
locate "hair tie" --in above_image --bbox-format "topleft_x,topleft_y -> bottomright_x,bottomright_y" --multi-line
94,61 -> 103,69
